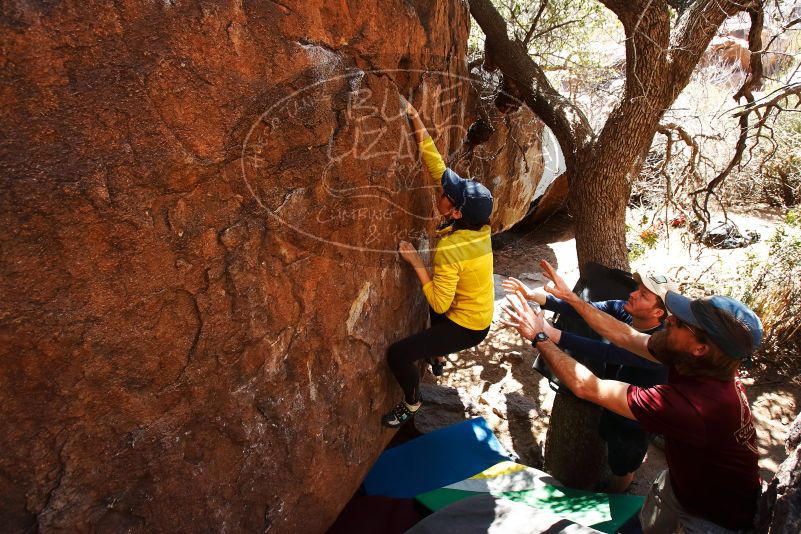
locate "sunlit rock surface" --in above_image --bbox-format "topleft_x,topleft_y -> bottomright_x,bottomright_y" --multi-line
0,1 -> 547,531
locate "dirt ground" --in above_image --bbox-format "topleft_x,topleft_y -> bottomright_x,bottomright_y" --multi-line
416,210 -> 800,495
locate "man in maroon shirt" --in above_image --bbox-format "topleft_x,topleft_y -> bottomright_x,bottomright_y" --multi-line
502,260 -> 763,533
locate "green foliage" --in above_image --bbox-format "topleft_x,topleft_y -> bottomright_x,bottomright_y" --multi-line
758,113 -> 801,207
627,221 -> 662,261
727,212 -> 801,368
628,242 -> 646,262
639,227 -> 660,248
469,1 -> 621,73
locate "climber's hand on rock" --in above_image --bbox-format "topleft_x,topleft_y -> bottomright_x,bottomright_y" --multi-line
399,240 -> 422,267
540,260 -> 575,303
399,94 -> 417,116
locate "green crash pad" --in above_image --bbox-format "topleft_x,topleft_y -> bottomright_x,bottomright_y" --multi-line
415,461 -> 643,533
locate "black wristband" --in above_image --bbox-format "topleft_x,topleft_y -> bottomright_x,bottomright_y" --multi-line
533,331 -> 549,345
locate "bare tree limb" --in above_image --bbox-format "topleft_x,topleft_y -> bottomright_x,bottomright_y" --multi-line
685,3 -> 801,230
657,121 -> 703,188
523,0 -> 549,47
468,0 -> 594,168
734,7 -> 765,101
732,83 -> 801,117
689,6 -> 767,229
689,109 -> 748,227
526,19 -> 585,45
654,125 -> 681,218
669,0 -> 759,97
761,16 -> 801,57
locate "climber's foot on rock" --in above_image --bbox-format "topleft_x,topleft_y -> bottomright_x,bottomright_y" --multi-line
381,400 -> 421,428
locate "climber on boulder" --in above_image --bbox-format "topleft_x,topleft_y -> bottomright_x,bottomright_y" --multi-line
381,96 -> 494,428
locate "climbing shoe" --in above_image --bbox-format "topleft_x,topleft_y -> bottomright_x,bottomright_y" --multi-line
381,400 -> 421,428
427,357 -> 446,377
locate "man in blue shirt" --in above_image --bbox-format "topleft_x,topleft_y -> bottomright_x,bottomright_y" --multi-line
503,272 -> 677,492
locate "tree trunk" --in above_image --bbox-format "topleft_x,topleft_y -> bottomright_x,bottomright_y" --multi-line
570,158 -> 633,272
756,412 -> 801,531
545,159 -> 633,489
545,395 -> 607,489
469,0 -> 759,490
544,102 -> 662,483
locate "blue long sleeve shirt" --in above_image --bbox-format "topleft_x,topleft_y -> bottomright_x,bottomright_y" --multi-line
541,295 -> 667,430
543,295 -> 633,325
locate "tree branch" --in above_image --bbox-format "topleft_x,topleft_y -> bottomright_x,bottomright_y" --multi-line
526,19 -> 585,45
689,110 -> 749,229
622,3 -> 671,104
734,7 -> 765,102
597,0 -> 645,29
762,16 -> 801,55
522,0 -> 549,47
688,81 -> 801,230
468,0 -> 594,168
669,0 -> 759,98
732,83 -> 801,118
657,122 -> 703,185
689,3 -> 769,231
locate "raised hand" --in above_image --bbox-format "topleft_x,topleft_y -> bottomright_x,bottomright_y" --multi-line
500,291 -> 546,341
501,276 -> 548,305
501,277 -> 532,298
539,259 -> 576,303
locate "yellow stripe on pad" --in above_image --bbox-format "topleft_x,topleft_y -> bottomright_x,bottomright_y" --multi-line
470,461 -> 528,479
442,461 -> 560,494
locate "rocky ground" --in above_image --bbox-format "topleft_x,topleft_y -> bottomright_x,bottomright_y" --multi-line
414,210 -> 800,496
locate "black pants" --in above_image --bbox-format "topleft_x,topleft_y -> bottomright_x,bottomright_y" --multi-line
599,413 -> 651,476
387,308 -> 490,404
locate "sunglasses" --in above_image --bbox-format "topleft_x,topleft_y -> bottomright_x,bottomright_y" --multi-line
674,316 -> 706,340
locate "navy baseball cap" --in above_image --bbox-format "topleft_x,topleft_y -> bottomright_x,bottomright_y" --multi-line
664,291 -> 763,360
441,168 -> 493,225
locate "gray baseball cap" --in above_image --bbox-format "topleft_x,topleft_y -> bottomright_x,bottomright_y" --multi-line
633,272 -> 678,303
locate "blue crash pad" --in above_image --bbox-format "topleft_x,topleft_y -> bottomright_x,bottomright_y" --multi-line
363,417 -> 512,498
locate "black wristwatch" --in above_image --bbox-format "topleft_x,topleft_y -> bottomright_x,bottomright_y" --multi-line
533,331 -> 549,345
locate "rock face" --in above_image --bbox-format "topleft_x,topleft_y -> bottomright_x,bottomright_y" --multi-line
450,80 -> 545,232
757,412 -> 801,533
0,2 -> 544,532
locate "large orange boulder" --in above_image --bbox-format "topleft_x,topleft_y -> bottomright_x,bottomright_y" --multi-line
0,2 -> 545,532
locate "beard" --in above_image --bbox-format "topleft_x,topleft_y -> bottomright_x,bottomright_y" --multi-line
648,330 -> 735,380
647,330 -> 694,368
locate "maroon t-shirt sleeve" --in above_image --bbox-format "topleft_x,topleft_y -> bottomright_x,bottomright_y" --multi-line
626,384 -> 708,446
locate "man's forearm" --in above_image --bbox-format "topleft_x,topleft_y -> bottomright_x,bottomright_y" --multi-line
558,331 -> 665,369
563,297 -> 655,361
537,339 -> 596,396
537,339 -> 635,419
